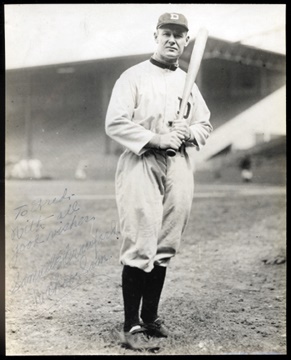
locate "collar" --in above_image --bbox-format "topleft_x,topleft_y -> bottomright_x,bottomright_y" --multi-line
150,57 -> 179,71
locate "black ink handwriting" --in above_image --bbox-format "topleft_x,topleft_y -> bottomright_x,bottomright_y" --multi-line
10,213 -> 96,267
57,200 -> 80,221
11,214 -> 54,241
10,235 -> 110,294
13,188 -> 74,219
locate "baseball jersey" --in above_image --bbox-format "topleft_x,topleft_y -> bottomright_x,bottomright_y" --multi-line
105,59 -> 212,155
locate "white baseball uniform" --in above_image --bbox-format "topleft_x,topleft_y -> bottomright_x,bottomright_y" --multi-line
105,59 -> 212,273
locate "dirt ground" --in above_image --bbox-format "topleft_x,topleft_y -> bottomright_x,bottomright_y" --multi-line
5,179 -> 286,355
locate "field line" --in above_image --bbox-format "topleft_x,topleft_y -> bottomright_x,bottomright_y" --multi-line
30,187 -> 285,201
31,194 -> 117,200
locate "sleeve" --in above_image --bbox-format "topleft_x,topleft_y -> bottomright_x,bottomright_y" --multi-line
105,71 -> 155,156
188,84 -> 213,151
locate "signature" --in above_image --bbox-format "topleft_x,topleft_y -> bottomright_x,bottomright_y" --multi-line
8,188 -> 120,309
10,221 -> 119,295
10,197 -> 96,266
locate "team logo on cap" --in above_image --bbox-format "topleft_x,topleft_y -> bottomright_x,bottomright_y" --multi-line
170,13 -> 179,20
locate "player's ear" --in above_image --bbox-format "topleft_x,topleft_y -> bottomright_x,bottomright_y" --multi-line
154,31 -> 159,43
184,35 -> 190,47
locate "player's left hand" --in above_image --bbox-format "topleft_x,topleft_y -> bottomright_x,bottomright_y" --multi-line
172,119 -> 192,141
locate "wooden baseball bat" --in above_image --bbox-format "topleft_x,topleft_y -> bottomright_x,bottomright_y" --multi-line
166,28 -> 209,157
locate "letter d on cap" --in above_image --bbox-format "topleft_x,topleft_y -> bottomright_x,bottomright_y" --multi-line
170,13 -> 179,20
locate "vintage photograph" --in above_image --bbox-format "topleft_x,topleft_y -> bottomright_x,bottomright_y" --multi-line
5,4 -> 286,355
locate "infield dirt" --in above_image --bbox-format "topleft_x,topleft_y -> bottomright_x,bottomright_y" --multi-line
5,180 -> 286,355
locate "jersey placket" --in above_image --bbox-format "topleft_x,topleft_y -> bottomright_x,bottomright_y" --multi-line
163,70 -> 175,129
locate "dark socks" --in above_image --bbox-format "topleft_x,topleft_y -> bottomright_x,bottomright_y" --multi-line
141,265 -> 167,323
122,265 -> 146,332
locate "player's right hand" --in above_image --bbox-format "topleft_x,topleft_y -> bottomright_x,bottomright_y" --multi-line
159,131 -> 184,150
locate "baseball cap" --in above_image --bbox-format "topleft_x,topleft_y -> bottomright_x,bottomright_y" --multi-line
156,13 -> 189,31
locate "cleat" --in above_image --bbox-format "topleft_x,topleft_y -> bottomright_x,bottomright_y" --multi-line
120,324 -> 161,352
144,318 -> 169,338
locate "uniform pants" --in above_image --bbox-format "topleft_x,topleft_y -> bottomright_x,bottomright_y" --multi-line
115,148 -> 194,273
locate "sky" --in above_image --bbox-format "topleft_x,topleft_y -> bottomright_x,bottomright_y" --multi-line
5,4 -> 286,69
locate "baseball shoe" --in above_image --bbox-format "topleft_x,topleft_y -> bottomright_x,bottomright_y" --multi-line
143,317 -> 169,338
120,324 -> 161,352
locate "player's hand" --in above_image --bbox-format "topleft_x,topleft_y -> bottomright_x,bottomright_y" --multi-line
159,131 -> 184,150
172,119 -> 192,141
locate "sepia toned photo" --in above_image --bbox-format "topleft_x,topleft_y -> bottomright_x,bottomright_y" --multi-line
5,4 -> 286,355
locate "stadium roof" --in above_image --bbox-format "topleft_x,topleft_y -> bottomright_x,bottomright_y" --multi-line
5,4 -> 285,69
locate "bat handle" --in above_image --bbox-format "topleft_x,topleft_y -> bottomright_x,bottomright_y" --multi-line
166,148 -> 177,157
166,120 -> 177,156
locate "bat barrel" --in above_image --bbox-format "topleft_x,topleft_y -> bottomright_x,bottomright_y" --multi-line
166,28 -> 208,157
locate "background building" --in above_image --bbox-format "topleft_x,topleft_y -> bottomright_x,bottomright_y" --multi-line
6,36 -> 286,183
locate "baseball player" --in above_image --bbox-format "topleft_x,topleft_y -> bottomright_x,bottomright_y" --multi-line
105,12 -> 213,351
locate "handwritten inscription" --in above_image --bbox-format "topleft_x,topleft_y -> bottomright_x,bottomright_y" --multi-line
8,188 -> 119,308
10,221 -> 119,295
10,189 -> 97,266
13,188 -> 72,218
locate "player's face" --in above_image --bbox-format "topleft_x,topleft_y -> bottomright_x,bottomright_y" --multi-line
154,25 -> 189,63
